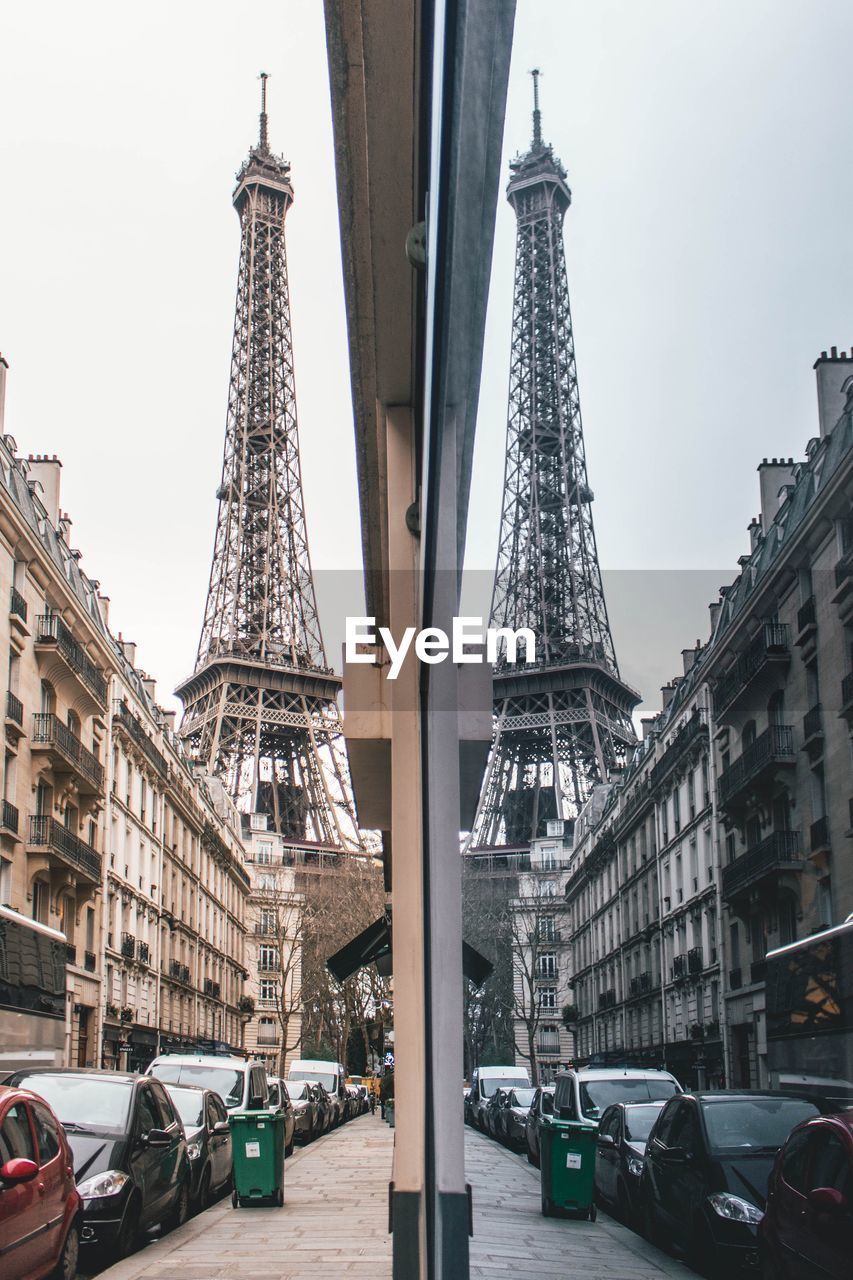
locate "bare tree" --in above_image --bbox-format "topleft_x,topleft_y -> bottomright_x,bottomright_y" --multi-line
461,862 -> 515,1074
507,874 -> 558,1086
252,871 -> 308,1074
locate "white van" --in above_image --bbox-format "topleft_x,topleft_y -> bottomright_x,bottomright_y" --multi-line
287,1059 -> 347,1125
553,1067 -> 681,1127
469,1064 -> 531,1132
147,1053 -> 269,1114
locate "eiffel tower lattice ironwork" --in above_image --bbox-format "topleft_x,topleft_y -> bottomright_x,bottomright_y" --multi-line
469,73 -> 639,850
177,76 -> 360,849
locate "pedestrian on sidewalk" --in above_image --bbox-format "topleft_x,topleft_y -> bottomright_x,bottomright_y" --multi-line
380,1067 -> 394,1119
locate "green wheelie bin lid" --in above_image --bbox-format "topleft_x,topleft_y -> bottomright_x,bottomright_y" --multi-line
539,1117 -> 598,1219
229,1110 -> 286,1207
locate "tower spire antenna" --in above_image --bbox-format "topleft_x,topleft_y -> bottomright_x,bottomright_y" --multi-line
258,70 -> 269,150
531,67 -> 542,147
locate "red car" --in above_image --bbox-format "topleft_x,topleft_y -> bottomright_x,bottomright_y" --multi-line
760,1109 -> 853,1280
0,1084 -> 81,1280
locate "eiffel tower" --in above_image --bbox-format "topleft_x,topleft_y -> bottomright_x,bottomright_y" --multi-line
177,76 -> 360,850
470,73 -> 639,849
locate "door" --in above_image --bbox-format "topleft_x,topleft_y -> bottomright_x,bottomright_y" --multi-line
663,1100 -> 704,1250
646,1098 -> 683,1232
771,1128 -> 813,1275
76,1007 -> 90,1068
30,1101 -> 69,1273
207,1095 -> 230,1191
149,1080 -> 184,1211
797,1128 -> 853,1280
595,1108 -> 621,1203
130,1085 -> 168,1225
0,1100 -> 44,1280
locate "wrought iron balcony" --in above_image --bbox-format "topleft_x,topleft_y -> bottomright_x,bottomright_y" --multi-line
650,709 -> 707,790
112,701 -> 169,778
796,594 -> 816,638
121,933 -> 136,959
729,967 -> 743,990
688,946 -> 703,974
802,704 -> 823,751
750,960 -> 767,984
721,830 -> 804,902
810,816 -> 830,854
204,978 -> 222,999
672,954 -> 687,980
34,614 -> 107,707
31,713 -> 104,792
718,725 -> 796,811
714,623 -> 790,719
9,586 -> 28,624
27,815 -> 101,884
1,799 -> 19,834
628,971 -> 654,998
137,941 -> 150,966
5,691 -> 23,727
84,950 -> 96,972
258,957 -> 281,972
66,943 -> 77,965
598,988 -> 617,1010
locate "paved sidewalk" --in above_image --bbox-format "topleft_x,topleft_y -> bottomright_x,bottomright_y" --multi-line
92,1116 -> 696,1279
92,1114 -> 393,1280
466,1128 -> 696,1279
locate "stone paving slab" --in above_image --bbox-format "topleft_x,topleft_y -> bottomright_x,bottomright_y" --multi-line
90,1113 -> 696,1279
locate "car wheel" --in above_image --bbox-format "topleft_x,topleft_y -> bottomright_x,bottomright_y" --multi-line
115,1199 -> 141,1260
166,1179 -> 190,1233
51,1222 -> 80,1280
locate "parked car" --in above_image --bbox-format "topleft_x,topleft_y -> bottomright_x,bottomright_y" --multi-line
5,1069 -> 190,1261
593,1100 -> 666,1225
525,1085 -> 555,1167
502,1087 -> 536,1151
266,1078 -> 296,1156
554,1067 -> 681,1127
287,1060 -> 348,1125
162,1084 -> 232,1211
312,1081 -> 334,1135
468,1066 -> 531,1133
0,1083 -> 81,1280
147,1054 -> 268,1114
760,1109 -> 853,1280
641,1091 -> 819,1277
288,1080 -> 319,1143
484,1089 -> 509,1141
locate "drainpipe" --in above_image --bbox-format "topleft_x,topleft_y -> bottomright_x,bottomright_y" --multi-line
653,797 -> 668,1071
703,683 -> 730,1088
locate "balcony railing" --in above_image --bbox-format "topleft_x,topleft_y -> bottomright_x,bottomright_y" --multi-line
718,725 -> 796,810
5,691 -> 23,726
84,950 -> 96,972
169,959 -> 181,979
688,946 -> 703,974
629,971 -> 654,998
204,979 -> 222,999
121,933 -> 136,959
802,704 -> 823,745
27,815 -> 101,884
750,960 -> 767,984
714,623 -> 790,717
729,968 -> 743,990
9,586 -> 28,623
31,713 -> 104,790
112,701 -> 169,778
258,958 -> 281,973
137,941 -> 150,966
66,943 -> 77,965
650,709 -> 707,790
810,816 -> 830,853
1,799 -> 19,834
722,830 -> 803,901
598,988 -> 617,1010
35,614 -> 107,707
672,954 -> 687,980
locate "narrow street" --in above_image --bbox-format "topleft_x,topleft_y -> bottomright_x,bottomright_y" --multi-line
90,1116 -> 698,1280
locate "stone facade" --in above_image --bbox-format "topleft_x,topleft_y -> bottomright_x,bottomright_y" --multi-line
0,358 -> 250,1070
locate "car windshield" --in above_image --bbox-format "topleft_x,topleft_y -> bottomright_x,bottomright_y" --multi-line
289,1081 -> 310,1101
579,1078 -> 678,1120
166,1087 -> 205,1129
701,1098 -> 819,1155
512,1089 -> 536,1108
482,1077 -> 529,1098
623,1104 -> 664,1143
296,1071 -> 337,1092
13,1074 -> 131,1133
150,1063 -> 244,1107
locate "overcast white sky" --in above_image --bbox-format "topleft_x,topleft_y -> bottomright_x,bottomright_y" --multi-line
1,1 -> 852,719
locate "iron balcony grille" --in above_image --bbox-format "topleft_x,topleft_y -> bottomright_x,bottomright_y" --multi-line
5,691 -> 23,726
673,955 -> 687,980
31,713 -> 104,789
688,946 -> 703,974
169,960 -> 181,979
796,595 -> 816,635
112,701 -> 169,778
718,724 -> 795,808
203,979 -> 221,999
750,960 -> 767,984
810,816 -> 830,853
729,968 -> 743,990
803,704 -> 823,743
714,622 -> 790,716
121,933 -> 136,959
28,815 -> 101,883
66,943 -> 77,965
1,799 -> 19,834
650,709 -> 707,790
35,614 -> 107,706
9,586 -> 28,623
84,951 -> 96,972
137,941 -> 150,966
598,988 -> 617,1009
721,830 -> 803,901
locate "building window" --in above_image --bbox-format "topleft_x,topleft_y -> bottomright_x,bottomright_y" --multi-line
259,979 -> 277,1003
257,1017 -> 278,1045
260,908 -> 276,934
536,951 -> 557,979
540,916 -> 556,943
258,946 -> 279,972
257,842 -> 273,864
32,878 -> 49,925
539,986 -> 557,1010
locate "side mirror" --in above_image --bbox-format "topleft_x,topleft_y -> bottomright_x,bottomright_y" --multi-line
142,1128 -> 172,1148
596,1133 -> 616,1148
808,1187 -> 846,1213
213,1120 -> 230,1135
0,1158 -> 39,1185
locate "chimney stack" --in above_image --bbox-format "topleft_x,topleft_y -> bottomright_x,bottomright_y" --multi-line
161,710 -> 177,733
26,455 -> 62,526
0,353 -> 8,435
119,638 -> 137,667
757,457 -> 796,534
814,348 -> 853,439
57,511 -> 72,543
661,682 -> 675,710
97,594 -> 110,626
748,517 -> 761,552
640,716 -> 657,741
142,677 -> 157,703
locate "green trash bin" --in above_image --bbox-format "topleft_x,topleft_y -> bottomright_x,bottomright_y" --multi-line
539,1117 -> 598,1220
229,1110 -> 285,1207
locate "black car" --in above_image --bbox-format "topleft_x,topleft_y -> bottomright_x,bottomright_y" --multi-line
484,1089 -> 507,1140
593,1100 -> 665,1224
6,1069 -> 190,1260
163,1084 -> 232,1211
502,1087 -> 536,1151
525,1086 -> 554,1167
641,1091 -> 820,1277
